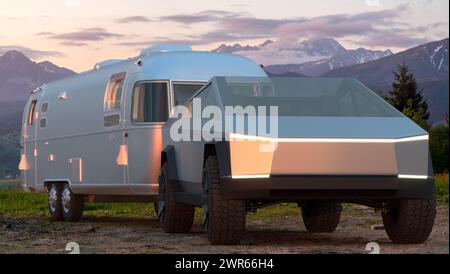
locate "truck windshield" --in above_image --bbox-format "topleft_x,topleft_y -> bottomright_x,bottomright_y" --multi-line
216,77 -> 401,117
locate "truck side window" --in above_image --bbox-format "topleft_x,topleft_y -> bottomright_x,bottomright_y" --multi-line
198,85 -> 216,110
27,100 -> 37,126
132,82 -> 169,123
104,72 -> 126,111
173,83 -> 205,106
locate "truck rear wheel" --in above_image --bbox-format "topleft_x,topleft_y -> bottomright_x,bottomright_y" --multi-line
203,156 -> 246,245
48,183 -> 63,221
382,198 -> 436,244
301,201 -> 342,233
61,184 -> 84,222
158,163 -> 195,233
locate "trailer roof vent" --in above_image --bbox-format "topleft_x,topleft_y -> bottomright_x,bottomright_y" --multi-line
139,44 -> 192,56
93,59 -> 123,70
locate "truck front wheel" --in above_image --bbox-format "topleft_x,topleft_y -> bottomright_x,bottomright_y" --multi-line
382,198 -> 436,244
203,156 -> 246,245
158,163 -> 195,233
301,201 -> 342,233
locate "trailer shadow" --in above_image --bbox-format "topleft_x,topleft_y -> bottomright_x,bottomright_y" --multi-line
80,216 -> 160,227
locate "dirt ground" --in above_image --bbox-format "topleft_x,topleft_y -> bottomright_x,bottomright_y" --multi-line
0,203 -> 448,254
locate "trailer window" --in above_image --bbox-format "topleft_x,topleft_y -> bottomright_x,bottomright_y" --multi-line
132,82 -> 169,123
27,100 -> 37,126
104,80 -> 124,111
41,102 -> 48,113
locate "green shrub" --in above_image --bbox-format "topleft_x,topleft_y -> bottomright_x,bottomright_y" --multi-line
430,125 -> 449,173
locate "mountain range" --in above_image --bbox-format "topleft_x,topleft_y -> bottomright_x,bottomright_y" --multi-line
324,38 -> 449,123
0,50 -> 76,102
213,38 -> 393,76
0,38 -> 448,123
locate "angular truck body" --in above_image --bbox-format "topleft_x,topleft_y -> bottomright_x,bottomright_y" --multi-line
159,76 -> 436,245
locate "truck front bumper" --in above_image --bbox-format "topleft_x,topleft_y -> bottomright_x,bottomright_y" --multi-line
220,175 -> 435,201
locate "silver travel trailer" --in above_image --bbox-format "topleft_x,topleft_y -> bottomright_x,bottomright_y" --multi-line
19,45 -> 266,221
159,76 -> 436,245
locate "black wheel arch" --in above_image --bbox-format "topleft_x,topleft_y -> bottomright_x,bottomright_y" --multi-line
161,145 -> 179,181
203,141 -> 231,177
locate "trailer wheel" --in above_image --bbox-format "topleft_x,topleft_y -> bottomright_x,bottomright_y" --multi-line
301,201 -> 342,233
47,183 -> 63,221
61,184 -> 84,222
203,156 -> 246,245
382,198 -> 436,244
158,163 -> 194,233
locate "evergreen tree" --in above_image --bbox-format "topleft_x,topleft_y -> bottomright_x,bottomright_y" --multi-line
388,62 -> 430,129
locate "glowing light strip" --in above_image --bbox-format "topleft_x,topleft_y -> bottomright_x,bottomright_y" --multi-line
229,133 -> 429,144
232,175 -> 270,179
398,174 -> 429,180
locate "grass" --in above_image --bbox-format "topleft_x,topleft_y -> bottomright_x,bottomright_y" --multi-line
0,179 -> 21,190
435,174 -> 449,202
0,175 -> 448,219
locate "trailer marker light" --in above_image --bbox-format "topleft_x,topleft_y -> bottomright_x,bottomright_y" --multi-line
398,174 -> 429,180
18,154 -> 28,171
116,144 -> 128,166
232,175 -> 270,179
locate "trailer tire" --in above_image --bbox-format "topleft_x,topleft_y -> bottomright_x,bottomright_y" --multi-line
382,198 -> 436,244
301,201 -> 342,233
203,156 -> 246,245
61,184 -> 84,222
158,163 -> 195,233
47,183 -> 64,221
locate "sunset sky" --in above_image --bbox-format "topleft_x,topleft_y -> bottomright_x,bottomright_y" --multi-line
0,0 -> 448,72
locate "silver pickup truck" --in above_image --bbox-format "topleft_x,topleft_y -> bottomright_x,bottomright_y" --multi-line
158,76 -> 436,245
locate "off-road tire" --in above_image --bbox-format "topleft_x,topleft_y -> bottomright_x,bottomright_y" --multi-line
48,183 -> 63,221
158,163 -> 195,233
382,198 -> 436,244
61,184 -> 84,222
204,156 -> 246,245
302,201 -> 342,233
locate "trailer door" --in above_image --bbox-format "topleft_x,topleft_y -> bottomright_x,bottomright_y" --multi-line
127,81 -> 170,192
22,97 -> 39,187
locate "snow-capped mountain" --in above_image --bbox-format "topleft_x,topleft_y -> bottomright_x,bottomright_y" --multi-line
296,37 -> 347,57
213,40 -> 274,54
324,38 -> 449,124
213,38 -> 393,76
324,38 -> 449,85
0,50 -> 76,101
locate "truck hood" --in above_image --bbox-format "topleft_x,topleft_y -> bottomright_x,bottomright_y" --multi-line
261,116 -> 427,139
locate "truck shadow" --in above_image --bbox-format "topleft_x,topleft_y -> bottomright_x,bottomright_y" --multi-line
73,216 -> 383,247
243,229 -> 375,246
